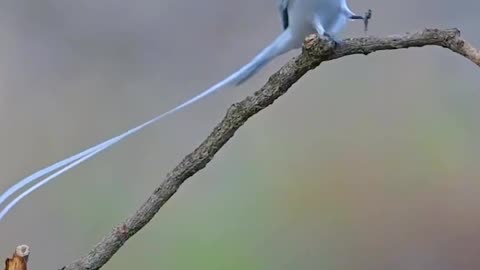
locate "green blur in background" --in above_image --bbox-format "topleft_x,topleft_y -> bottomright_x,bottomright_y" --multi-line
0,0 -> 479,269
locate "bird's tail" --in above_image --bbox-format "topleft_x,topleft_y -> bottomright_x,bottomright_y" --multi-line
0,29 -> 295,222
232,30 -> 294,85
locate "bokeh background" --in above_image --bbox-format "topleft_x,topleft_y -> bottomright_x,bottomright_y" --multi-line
0,0 -> 479,269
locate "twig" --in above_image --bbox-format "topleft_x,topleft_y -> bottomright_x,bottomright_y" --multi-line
60,28 -> 479,270
5,245 -> 29,270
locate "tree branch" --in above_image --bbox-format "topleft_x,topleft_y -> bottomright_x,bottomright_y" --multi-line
60,28 -> 479,270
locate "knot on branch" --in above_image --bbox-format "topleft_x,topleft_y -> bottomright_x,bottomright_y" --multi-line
302,34 -> 336,55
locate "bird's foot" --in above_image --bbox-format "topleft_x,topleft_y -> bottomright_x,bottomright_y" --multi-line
349,9 -> 373,33
323,32 -> 344,48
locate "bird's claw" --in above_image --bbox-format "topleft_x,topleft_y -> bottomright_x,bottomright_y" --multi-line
323,32 -> 344,48
363,9 -> 372,33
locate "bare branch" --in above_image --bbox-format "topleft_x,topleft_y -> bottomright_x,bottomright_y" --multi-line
60,28 -> 478,270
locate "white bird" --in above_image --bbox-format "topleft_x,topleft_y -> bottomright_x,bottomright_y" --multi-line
0,0 -> 371,221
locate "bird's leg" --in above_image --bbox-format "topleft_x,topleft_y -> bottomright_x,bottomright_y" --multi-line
313,16 -> 343,47
323,32 -> 343,46
349,9 -> 372,33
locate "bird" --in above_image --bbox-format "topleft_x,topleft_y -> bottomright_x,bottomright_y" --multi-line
0,0 -> 371,221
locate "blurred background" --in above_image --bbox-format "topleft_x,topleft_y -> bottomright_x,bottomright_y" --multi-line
0,0 -> 479,269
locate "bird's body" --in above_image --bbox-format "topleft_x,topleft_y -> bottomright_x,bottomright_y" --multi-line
279,0 -> 357,46
0,0 -> 371,221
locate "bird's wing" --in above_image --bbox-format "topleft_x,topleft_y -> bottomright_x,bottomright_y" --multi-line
277,0 -> 290,30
